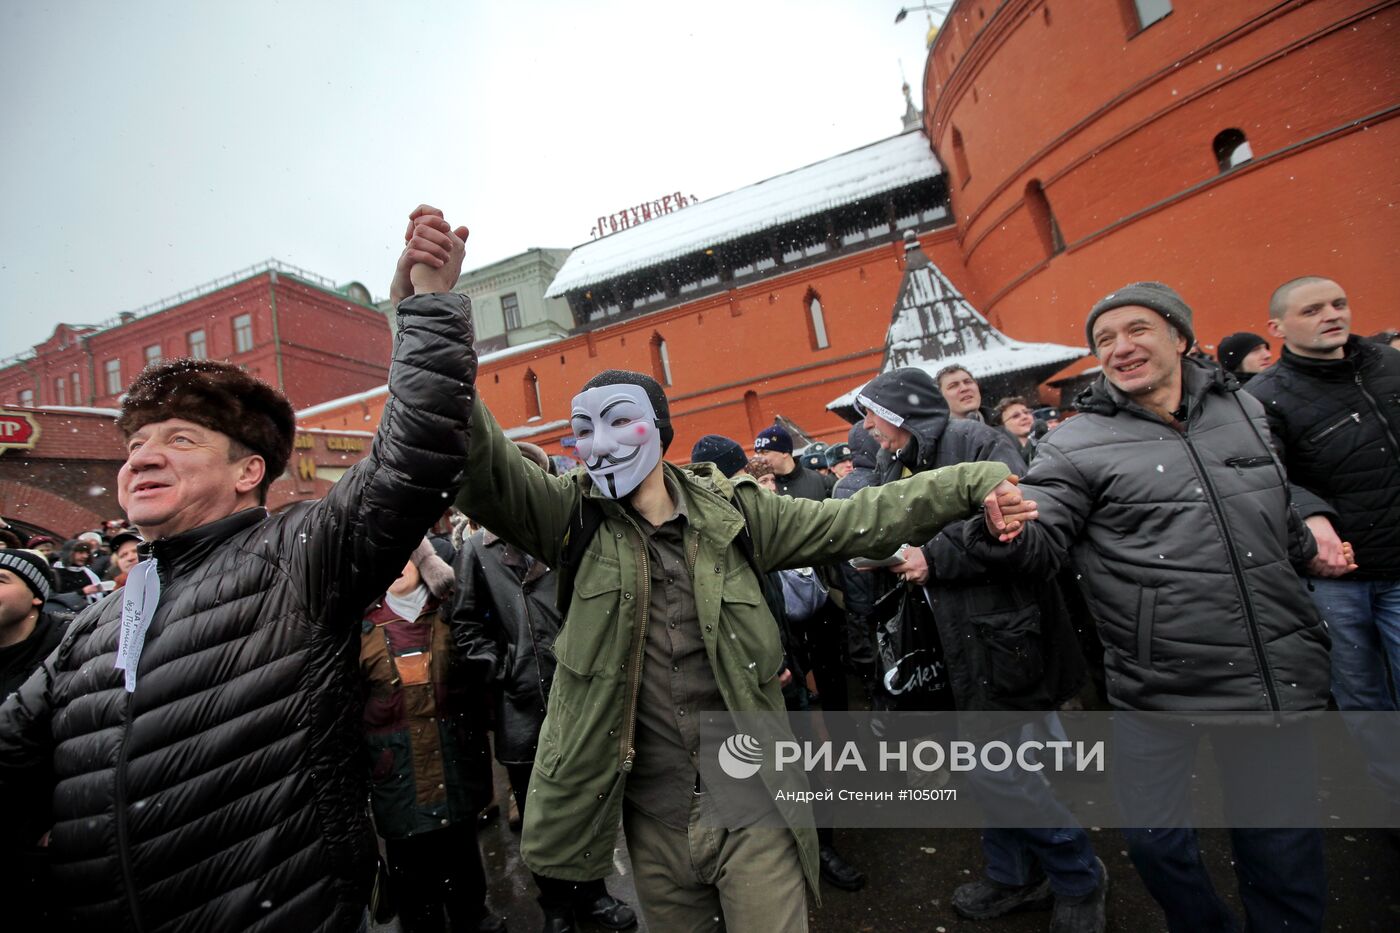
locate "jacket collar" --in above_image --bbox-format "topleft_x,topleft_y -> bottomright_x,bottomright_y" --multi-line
1076,354 -> 1230,420
365,593 -> 441,625
892,410 -> 952,473
140,507 -> 267,581
1278,335 -> 1373,379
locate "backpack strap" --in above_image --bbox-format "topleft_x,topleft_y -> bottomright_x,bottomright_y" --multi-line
557,496 -> 607,616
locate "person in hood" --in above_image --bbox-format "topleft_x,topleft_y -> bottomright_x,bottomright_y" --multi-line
1217,331 -> 1272,384
754,425 -> 830,501
452,366 -> 1029,931
0,203 -> 478,932
856,369 -> 1104,933
967,281 -> 1336,933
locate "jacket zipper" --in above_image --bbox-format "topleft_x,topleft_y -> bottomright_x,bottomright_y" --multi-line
619,516 -> 651,773
1179,432 -> 1280,710
1308,410 -> 1359,444
1354,371 -> 1400,470
114,693 -> 146,931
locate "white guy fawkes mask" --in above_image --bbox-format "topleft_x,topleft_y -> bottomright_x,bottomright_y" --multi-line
570,383 -> 663,499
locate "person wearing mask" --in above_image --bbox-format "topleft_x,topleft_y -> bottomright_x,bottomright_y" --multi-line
1217,332 -> 1272,384
454,442 -> 638,933
451,362 -> 1026,931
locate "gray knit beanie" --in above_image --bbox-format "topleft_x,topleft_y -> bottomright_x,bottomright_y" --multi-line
1085,282 -> 1195,350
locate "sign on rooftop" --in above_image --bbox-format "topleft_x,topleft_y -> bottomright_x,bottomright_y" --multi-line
590,191 -> 699,239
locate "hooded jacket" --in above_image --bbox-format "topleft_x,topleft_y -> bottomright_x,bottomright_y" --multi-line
1244,337 -> 1400,580
0,293 -> 476,932
870,402 -> 1085,711
965,357 -> 1330,712
454,400 -> 1011,894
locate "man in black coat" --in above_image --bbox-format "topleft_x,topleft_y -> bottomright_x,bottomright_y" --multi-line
753,425 -> 829,501
1246,275 -> 1400,808
856,368 -> 1104,932
0,205 -> 477,932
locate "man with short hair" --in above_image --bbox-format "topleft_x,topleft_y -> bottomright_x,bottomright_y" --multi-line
453,365 -> 1026,931
966,281 -> 1334,933
1246,275 -> 1400,806
935,364 -> 993,422
0,205 -> 479,931
754,424 -> 829,500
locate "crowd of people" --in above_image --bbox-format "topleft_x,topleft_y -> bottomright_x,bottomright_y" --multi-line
0,204 -> 1396,933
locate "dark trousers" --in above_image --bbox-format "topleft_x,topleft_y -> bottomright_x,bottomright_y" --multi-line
506,761 -> 611,909
1112,714 -> 1326,933
383,822 -> 487,933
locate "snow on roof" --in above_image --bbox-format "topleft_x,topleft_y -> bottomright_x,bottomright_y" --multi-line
37,405 -> 122,417
294,336 -> 567,420
503,419 -> 569,440
826,236 -> 1084,413
546,130 -> 942,297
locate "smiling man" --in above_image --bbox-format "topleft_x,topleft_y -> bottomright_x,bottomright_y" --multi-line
0,205 -> 477,932
964,281 -> 1338,933
453,366 -> 1028,931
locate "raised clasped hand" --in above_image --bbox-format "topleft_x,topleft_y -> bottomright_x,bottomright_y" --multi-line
389,204 -> 470,306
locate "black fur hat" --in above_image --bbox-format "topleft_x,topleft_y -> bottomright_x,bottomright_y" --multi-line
118,358 -> 295,496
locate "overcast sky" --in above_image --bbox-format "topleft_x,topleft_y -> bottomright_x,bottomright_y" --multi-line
0,0 -> 940,360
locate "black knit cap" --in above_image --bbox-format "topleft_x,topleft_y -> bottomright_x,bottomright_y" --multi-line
1217,332 -> 1270,373
855,368 -> 947,425
1085,281 -> 1195,349
118,358 -> 296,495
690,435 -> 747,478
0,548 -> 55,602
581,370 -> 673,452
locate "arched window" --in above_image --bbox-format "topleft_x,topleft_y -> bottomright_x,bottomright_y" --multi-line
1024,179 -> 1066,259
1212,128 -> 1253,173
951,126 -> 971,186
523,369 -> 542,420
649,333 -> 673,386
805,290 -> 830,350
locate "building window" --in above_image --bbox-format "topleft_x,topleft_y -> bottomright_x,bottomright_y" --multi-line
1212,128 -> 1253,172
144,343 -> 161,367
524,369 -> 542,420
1128,0 -> 1171,31
233,314 -> 254,353
188,329 -> 207,359
104,358 -> 122,396
502,293 -> 522,331
650,333 -> 673,386
19,389 -> 34,407
951,127 -> 971,187
805,292 -> 831,350
54,377 -> 67,406
70,372 -> 80,404
1024,179 -> 1066,258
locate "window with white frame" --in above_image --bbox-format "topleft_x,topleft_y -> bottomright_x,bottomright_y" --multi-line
105,358 -> 122,395
233,314 -> 253,353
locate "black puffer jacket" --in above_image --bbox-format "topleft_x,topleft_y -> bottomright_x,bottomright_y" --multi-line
0,293 -> 476,932
1245,338 -> 1400,580
874,412 -> 1084,711
450,529 -> 561,766
965,357 -> 1330,712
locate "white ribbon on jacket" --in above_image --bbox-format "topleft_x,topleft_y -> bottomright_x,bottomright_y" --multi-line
115,559 -> 160,693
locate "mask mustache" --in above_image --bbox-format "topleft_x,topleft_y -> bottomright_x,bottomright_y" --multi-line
584,446 -> 641,471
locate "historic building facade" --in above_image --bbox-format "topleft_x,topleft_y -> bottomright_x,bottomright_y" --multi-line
0,260 -> 391,411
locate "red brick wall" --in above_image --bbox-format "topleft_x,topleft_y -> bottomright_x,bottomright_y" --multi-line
924,0 -> 1400,351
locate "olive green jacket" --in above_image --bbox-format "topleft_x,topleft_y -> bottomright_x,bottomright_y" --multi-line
454,402 -> 1010,895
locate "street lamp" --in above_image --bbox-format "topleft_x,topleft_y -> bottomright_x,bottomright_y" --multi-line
894,3 -> 952,25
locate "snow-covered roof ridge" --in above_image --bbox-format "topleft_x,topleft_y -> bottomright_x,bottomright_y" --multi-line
827,237 -> 1085,413
547,130 -> 942,297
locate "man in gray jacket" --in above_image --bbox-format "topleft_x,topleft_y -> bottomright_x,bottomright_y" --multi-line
967,282 -> 1334,933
